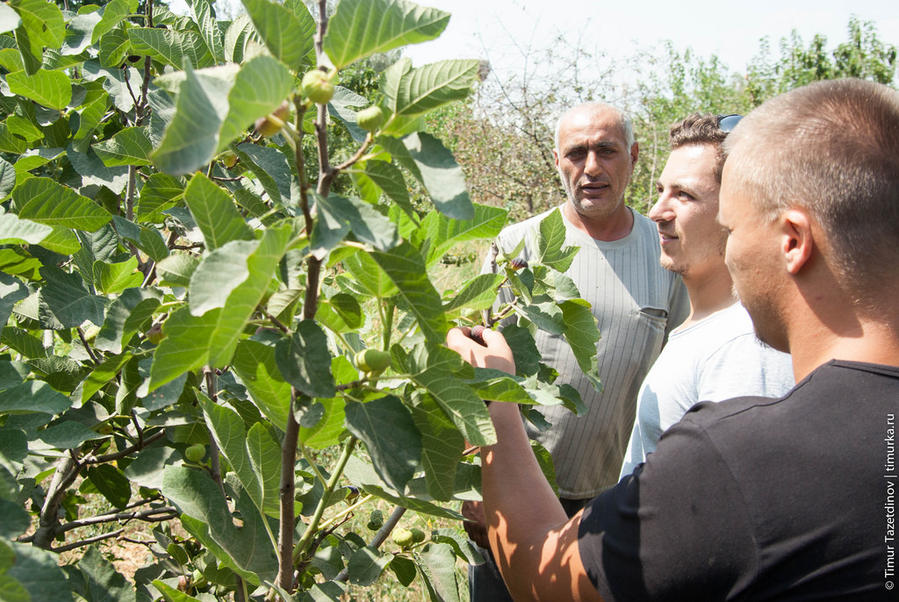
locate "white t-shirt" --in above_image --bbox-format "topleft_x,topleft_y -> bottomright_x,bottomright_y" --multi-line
619,302 -> 794,478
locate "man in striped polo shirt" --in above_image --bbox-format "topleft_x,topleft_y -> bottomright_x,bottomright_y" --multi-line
466,102 -> 689,601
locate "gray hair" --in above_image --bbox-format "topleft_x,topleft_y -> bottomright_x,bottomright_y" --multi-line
724,78 -> 899,299
554,102 -> 635,150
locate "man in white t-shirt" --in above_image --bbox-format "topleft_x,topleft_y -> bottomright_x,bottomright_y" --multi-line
619,113 -> 794,478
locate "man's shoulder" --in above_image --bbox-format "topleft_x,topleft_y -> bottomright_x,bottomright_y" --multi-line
497,207 -> 559,240
682,359 -> 899,432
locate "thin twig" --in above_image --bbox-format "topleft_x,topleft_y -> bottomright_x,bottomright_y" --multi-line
333,506 -> 407,583
53,529 -> 124,553
84,430 -> 165,464
77,328 -> 101,365
58,506 -> 178,534
292,437 -> 357,564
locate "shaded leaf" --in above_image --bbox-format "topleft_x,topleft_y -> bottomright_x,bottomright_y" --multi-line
232,339 -> 291,431
345,395 -> 421,491
7,543 -> 71,602
346,546 -> 390,586
403,132 -> 473,220
410,394 -> 463,501
275,320 -> 336,398
92,126 -> 153,167
86,464 -> 131,509
152,63 -> 233,176
370,242 -> 447,343
127,27 -> 213,70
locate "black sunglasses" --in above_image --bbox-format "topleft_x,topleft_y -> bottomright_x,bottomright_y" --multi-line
717,114 -> 743,133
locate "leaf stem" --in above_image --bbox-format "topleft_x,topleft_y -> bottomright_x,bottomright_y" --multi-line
292,436 -> 357,564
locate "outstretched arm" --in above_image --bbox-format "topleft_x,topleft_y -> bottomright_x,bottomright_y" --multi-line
446,327 -> 603,601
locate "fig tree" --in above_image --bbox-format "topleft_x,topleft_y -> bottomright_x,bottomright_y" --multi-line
301,69 -> 335,105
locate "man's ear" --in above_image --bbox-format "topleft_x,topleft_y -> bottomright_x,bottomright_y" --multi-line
553,148 -> 560,169
630,142 -> 639,170
780,208 -> 813,275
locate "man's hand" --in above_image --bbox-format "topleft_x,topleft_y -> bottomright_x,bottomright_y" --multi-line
446,327 -> 516,375
461,500 -> 490,548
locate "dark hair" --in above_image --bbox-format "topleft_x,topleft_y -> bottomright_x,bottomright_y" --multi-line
724,78 -> 899,302
669,113 -> 728,183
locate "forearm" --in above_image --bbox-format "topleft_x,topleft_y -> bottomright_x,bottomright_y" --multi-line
482,402 -> 597,600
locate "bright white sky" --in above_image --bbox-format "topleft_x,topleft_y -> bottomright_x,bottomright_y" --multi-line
401,0 -> 899,79
178,0 -> 898,84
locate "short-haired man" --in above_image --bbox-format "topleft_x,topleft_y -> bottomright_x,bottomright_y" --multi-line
448,78 -> 899,600
467,102 -> 689,600
618,113 -> 794,477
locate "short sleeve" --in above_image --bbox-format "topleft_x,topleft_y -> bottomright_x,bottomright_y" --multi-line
577,413 -> 758,601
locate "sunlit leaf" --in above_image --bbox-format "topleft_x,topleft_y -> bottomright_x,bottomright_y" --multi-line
324,0 -> 449,69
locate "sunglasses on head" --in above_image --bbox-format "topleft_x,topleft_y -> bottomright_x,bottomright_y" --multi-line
717,114 -> 743,133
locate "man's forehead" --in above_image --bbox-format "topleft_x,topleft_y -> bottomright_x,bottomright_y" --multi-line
662,144 -> 718,184
559,121 -> 627,149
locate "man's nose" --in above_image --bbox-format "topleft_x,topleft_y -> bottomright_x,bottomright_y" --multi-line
584,150 -> 602,177
649,195 -> 674,222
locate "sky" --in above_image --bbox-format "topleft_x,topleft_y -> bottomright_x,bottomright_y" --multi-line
400,0 -> 899,80
175,0 -> 898,87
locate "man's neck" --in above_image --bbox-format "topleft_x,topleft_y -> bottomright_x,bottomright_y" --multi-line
561,202 -> 634,241
681,266 -> 736,327
786,297 -> 899,381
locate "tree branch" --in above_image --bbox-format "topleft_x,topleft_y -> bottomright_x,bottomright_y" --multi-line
84,430 -> 165,464
58,505 -> 178,534
52,529 -> 124,553
292,437 -> 357,564
203,368 -> 226,497
276,390 -> 301,592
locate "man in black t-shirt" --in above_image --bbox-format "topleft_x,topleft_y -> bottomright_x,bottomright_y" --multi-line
446,78 -> 899,600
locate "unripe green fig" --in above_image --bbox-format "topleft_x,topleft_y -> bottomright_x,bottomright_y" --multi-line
367,509 -> 384,531
221,151 -> 238,169
410,527 -> 426,544
356,106 -> 384,132
146,323 -> 166,344
254,100 -> 290,138
185,443 -> 205,463
354,348 -> 391,373
392,527 -> 414,548
301,69 -> 335,104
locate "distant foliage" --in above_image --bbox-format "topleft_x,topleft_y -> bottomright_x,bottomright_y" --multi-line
431,17 -> 897,216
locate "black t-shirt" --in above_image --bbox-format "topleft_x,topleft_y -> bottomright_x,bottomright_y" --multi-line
578,360 -> 897,601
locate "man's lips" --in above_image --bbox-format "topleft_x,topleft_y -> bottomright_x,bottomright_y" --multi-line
658,229 -> 678,243
578,182 -> 609,195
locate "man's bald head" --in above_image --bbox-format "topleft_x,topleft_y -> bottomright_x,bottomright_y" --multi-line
555,103 -> 634,151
